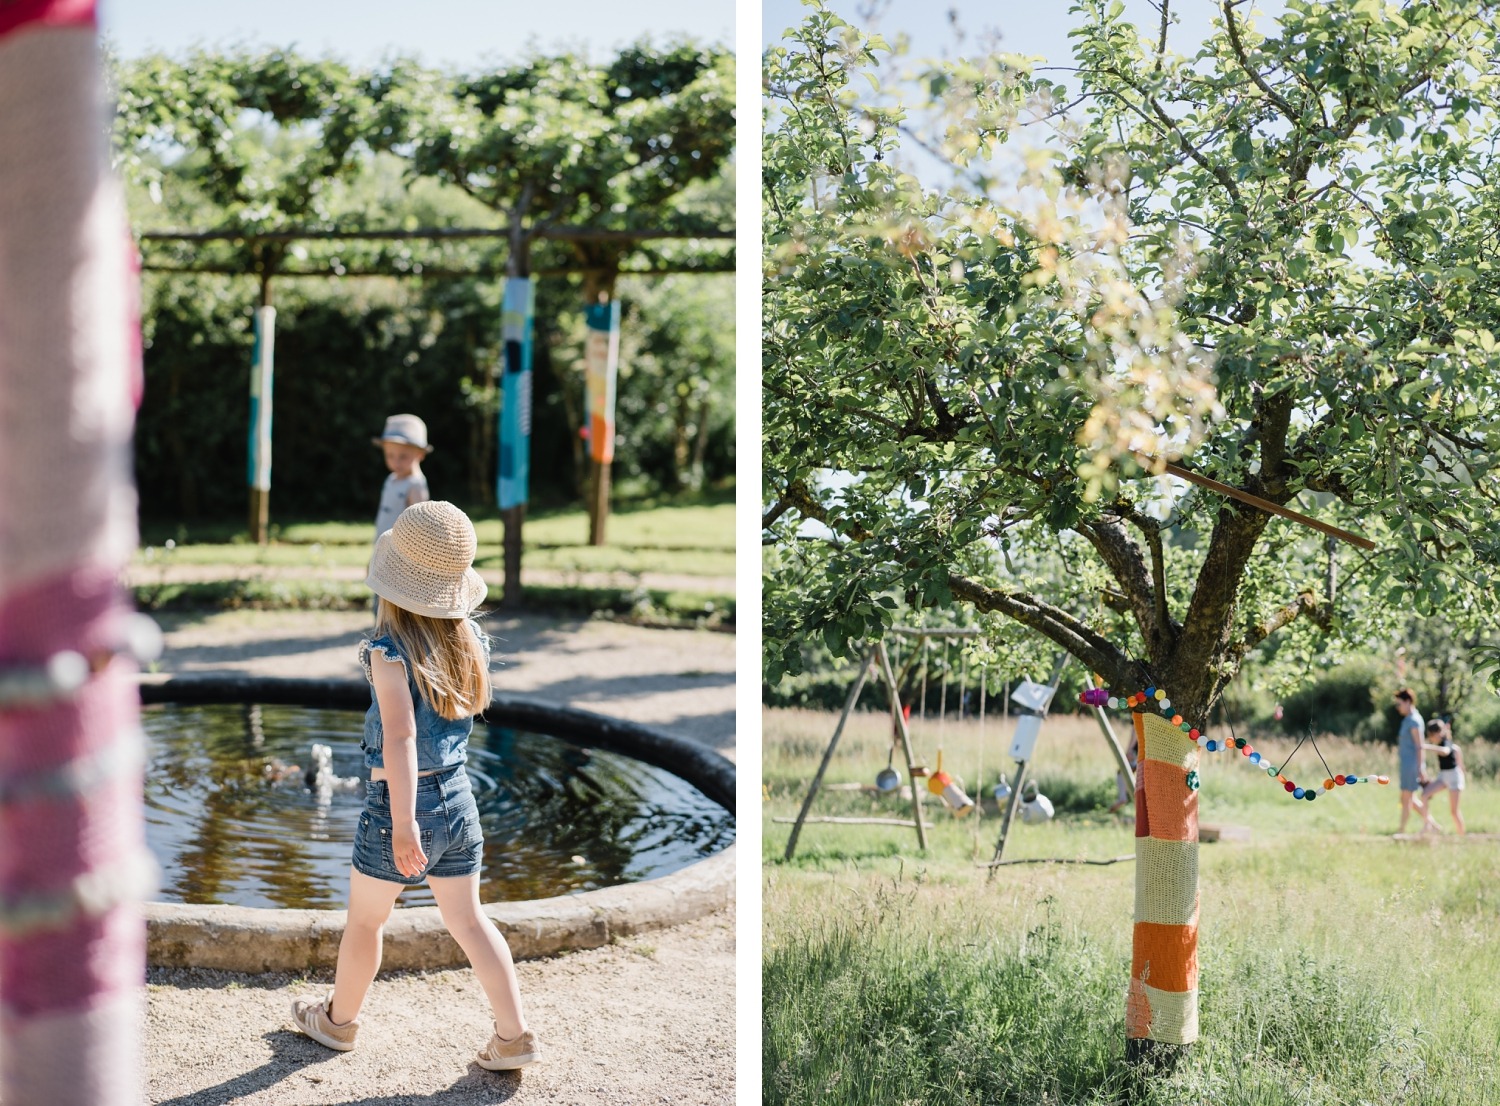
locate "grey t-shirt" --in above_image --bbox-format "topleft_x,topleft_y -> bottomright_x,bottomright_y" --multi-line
1398,711 -> 1424,765
374,471 -> 429,541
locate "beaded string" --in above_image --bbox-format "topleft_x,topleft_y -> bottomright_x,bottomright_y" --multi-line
1080,684 -> 1389,800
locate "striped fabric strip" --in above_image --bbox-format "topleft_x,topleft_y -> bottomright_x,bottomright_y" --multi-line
1127,709 -> 1200,1045
0,4 -> 145,1103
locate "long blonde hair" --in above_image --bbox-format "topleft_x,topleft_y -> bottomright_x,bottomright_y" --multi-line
375,599 -> 490,720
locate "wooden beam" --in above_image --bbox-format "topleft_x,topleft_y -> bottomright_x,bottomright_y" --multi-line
1150,458 -> 1376,551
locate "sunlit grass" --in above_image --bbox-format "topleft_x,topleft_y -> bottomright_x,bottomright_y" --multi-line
764,707 -> 1500,1105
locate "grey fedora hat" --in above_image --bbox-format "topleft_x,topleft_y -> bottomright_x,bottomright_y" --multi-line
371,413 -> 435,453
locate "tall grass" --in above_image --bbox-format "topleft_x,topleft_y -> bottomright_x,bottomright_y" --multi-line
764,707 -> 1500,1105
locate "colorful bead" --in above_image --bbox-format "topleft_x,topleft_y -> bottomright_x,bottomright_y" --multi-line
1146,686 -> 1156,698
1305,789 -> 1317,801
1293,787 -> 1305,799
1186,770 -> 1200,791
1346,776 -> 1358,785
1377,775 -> 1389,785
1204,739 -> 1217,751
1323,779 -> 1335,790
1108,697 -> 1119,709
1249,752 -> 1261,764
1189,728 -> 1200,739
1284,781 -> 1296,792
1241,745 -> 1253,757
1335,774 -> 1346,785
1160,698 -> 1171,710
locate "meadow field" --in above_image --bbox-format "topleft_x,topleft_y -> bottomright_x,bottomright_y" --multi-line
763,706 -> 1500,1106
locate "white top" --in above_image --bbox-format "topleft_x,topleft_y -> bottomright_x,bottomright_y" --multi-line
374,471 -> 430,541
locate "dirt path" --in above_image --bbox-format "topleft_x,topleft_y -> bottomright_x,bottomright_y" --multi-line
127,561 -> 737,597
141,609 -> 736,1105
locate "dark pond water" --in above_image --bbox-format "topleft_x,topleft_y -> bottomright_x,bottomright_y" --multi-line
143,703 -> 735,909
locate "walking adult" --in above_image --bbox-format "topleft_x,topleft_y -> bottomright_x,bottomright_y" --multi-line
1394,688 -> 1438,834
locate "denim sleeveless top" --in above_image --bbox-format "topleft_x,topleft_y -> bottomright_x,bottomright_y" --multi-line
357,624 -> 489,771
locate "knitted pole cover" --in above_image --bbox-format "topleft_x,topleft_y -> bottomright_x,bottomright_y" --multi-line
1125,708 -> 1200,1046
0,6 -> 148,1105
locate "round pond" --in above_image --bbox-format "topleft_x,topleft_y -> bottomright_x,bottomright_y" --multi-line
144,701 -> 736,909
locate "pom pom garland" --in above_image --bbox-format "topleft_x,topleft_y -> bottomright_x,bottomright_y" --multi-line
1078,685 -> 1391,803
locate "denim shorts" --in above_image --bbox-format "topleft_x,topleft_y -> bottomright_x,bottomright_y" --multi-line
352,766 -> 484,885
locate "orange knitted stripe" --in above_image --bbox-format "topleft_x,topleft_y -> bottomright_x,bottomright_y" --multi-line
1131,921 -> 1199,993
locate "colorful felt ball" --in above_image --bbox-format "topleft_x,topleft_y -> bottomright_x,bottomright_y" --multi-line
1323,779 -> 1335,790
1146,686 -> 1156,697
1293,787 -> 1305,798
1205,739 -> 1217,751
1108,697 -> 1119,709
1249,752 -> 1261,764
1377,775 -> 1390,785
1171,714 -> 1182,725
1189,728 -> 1200,739
1346,776 -> 1358,785
1241,745 -> 1253,756
1335,774 -> 1346,785
1284,781 -> 1296,792
1306,789 -> 1317,801
1161,698 -> 1172,710
1153,688 -> 1165,700
1180,722 -> 1191,732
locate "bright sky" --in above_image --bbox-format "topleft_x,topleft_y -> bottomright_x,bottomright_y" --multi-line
101,0 -> 734,65
763,0 -> 1282,70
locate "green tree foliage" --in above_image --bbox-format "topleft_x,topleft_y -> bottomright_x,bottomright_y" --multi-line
112,45 -> 734,520
763,0 -> 1500,720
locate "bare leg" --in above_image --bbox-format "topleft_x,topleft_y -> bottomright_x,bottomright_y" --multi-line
1398,791 -> 1416,833
428,874 -> 527,1039
328,869 -> 405,1025
1449,789 -> 1466,836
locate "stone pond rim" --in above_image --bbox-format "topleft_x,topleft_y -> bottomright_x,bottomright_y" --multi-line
138,675 -> 736,972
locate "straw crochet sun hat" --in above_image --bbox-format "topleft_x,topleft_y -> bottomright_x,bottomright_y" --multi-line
366,501 -> 487,618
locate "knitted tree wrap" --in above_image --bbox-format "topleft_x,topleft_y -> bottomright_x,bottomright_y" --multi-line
1127,709 -> 1200,1046
366,500 -> 487,618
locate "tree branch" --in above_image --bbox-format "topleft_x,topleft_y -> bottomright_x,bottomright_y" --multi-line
1229,588 -> 1331,663
1221,0 -> 1300,126
947,573 -> 1138,684
1078,517 -> 1159,648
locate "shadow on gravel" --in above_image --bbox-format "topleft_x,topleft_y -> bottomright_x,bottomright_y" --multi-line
154,1031 -> 521,1106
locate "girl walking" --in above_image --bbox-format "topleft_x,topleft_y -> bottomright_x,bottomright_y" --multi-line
290,500 -> 539,1070
1422,717 -> 1467,835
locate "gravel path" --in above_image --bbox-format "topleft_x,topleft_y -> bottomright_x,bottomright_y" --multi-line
141,609 -> 736,1105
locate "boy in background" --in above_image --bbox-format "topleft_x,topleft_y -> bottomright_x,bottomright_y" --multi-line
372,414 -> 432,542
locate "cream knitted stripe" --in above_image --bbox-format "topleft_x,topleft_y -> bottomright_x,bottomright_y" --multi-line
1137,983 -> 1199,1046
1134,838 -> 1199,927
1140,712 -> 1200,771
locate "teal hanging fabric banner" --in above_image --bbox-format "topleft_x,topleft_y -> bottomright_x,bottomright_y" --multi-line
247,306 -> 275,492
497,277 -> 534,510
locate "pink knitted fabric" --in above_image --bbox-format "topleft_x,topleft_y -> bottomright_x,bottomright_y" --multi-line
0,4 -> 146,1104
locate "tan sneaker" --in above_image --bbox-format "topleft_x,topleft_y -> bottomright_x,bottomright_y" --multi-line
290,993 -> 359,1052
477,1027 -> 541,1070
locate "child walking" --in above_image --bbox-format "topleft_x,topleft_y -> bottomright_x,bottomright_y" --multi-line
290,500 -> 539,1070
1422,717 -> 1467,835
372,414 -> 433,542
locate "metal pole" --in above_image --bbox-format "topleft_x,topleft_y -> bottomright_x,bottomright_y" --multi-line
988,759 -> 1030,878
1095,705 -> 1135,789
783,649 -> 875,860
877,641 -> 928,851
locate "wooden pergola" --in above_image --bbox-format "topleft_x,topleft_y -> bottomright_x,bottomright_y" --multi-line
136,221 -> 733,603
